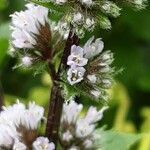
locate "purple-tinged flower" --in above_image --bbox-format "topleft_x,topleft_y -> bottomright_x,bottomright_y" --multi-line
67,66 -> 86,85
84,36 -> 104,59
67,45 -> 88,67
32,137 -> 55,150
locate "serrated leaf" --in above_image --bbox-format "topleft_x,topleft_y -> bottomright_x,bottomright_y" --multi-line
95,129 -> 141,150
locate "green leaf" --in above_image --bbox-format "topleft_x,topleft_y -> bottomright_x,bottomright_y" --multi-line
95,129 -> 141,150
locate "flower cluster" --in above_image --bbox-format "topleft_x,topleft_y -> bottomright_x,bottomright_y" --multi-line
60,100 -> 108,149
0,100 -> 55,149
67,45 -> 88,85
66,36 -> 114,101
0,99 -> 108,149
10,3 -> 70,68
51,0 -> 121,33
47,0 -> 147,37
10,3 -> 51,66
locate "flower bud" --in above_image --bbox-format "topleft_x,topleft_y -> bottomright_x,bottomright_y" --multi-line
101,1 -> 121,18
21,56 -> 32,67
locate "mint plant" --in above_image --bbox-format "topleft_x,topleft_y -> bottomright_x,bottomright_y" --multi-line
0,0 -> 147,149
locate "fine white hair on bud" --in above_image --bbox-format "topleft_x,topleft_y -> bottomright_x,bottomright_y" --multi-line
60,100 -> 108,149
32,137 -> 55,150
101,1 -> 121,18
21,56 -> 32,67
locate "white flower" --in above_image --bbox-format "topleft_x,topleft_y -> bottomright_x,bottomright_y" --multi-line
83,139 -> 93,149
87,74 -> 97,83
0,101 -> 44,130
11,28 -> 36,48
0,123 -> 19,148
13,140 -> 27,150
90,89 -> 101,98
67,45 -> 88,67
72,12 -> 84,25
55,0 -> 67,5
0,100 -> 26,127
84,36 -> 104,59
62,101 -> 83,124
20,102 -> 44,130
62,130 -> 73,142
81,0 -> 93,7
60,100 -> 107,149
76,119 -> 95,138
32,137 -> 55,150
21,56 -> 32,67
10,3 -> 49,49
67,66 -> 86,85
84,106 -> 108,124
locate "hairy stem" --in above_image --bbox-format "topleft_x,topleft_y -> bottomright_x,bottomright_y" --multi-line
45,29 -> 79,146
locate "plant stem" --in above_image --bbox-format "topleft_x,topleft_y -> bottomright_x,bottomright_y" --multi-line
45,28 -> 79,146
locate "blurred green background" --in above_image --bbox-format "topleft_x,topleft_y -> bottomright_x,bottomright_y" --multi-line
0,0 -> 150,149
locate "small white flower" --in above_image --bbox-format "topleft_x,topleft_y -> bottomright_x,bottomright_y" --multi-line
0,101 -> 44,130
0,123 -> 19,148
11,28 -> 37,49
85,106 -> 108,124
61,100 -> 108,149
83,139 -> 93,149
13,140 -> 27,150
55,0 -> 67,5
90,89 -> 101,98
84,36 -> 104,59
67,66 -> 86,85
80,0 -> 93,6
21,56 -> 32,67
62,130 -> 73,142
33,137 -> 55,150
72,12 -> 84,25
21,102 -> 44,130
76,119 -> 95,138
67,45 -> 88,67
10,3 -> 49,49
62,101 -> 83,124
87,74 -> 97,83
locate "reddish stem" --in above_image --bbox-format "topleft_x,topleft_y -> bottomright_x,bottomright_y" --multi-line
45,29 -> 79,146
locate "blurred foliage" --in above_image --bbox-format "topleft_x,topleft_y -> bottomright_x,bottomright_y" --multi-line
0,0 -> 150,149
